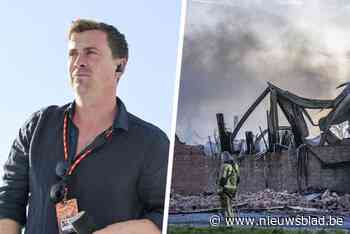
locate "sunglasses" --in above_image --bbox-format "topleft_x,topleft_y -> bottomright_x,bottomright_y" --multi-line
50,161 -> 70,204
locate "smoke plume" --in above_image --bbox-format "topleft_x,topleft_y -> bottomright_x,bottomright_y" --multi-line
177,0 -> 350,144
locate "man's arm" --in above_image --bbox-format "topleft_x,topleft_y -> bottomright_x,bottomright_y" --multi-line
0,219 -> 21,234
0,127 -> 31,227
93,219 -> 160,234
0,112 -> 40,230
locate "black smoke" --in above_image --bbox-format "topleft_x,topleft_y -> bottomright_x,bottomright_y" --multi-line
177,1 -> 350,144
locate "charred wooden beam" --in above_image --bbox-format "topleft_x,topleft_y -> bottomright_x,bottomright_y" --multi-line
270,89 -> 279,151
245,131 -> 254,154
231,87 -> 270,143
259,126 -> 268,153
216,113 -> 231,153
266,111 -> 273,152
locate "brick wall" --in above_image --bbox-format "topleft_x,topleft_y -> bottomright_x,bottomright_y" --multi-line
238,151 -> 299,194
171,140 -> 220,195
307,146 -> 350,192
171,142 -> 350,195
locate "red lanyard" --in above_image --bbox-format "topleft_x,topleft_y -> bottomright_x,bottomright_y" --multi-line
63,113 -> 113,176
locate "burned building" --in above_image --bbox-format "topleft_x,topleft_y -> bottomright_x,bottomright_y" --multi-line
171,82 -> 350,196
217,82 -> 350,194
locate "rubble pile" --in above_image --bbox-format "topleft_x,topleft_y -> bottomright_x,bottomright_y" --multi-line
240,189 -> 302,209
170,193 -> 221,212
170,189 -> 350,214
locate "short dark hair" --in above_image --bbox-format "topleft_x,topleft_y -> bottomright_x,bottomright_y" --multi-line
68,19 -> 129,60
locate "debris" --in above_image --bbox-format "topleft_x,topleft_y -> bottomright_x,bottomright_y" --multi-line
304,193 -> 321,201
287,206 -> 325,213
170,189 -> 350,214
321,189 -> 330,200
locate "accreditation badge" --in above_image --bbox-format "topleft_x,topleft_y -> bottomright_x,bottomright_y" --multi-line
56,198 -> 79,234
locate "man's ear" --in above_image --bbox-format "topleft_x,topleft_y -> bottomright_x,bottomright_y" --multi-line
115,58 -> 127,74
115,64 -> 124,73
115,58 -> 127,84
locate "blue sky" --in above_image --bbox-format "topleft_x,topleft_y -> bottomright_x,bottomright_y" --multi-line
0,1 -> 181,169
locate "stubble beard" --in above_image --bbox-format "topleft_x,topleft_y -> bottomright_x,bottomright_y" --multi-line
70,76 -> 92,97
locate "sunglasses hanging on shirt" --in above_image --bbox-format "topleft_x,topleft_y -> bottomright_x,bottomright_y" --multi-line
50,161 -> 70,204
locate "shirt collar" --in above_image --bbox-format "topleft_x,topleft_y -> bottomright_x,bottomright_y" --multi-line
64,97 -> 129,131
114,97 -> 129,131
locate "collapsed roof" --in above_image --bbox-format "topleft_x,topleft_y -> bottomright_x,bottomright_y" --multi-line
229,82 -> 350,150
216,82 -> 350,192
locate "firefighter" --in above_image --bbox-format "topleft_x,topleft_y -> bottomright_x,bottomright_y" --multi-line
218,151 -> 240,219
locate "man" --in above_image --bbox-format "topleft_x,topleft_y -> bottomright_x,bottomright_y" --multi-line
218,151 -> 240,219
0,19 -> 169,234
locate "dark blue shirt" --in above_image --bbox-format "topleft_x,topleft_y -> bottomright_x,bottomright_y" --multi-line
0,98 -> 169,233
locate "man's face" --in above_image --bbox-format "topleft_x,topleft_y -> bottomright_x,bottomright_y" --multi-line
68,30 -> 121,97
